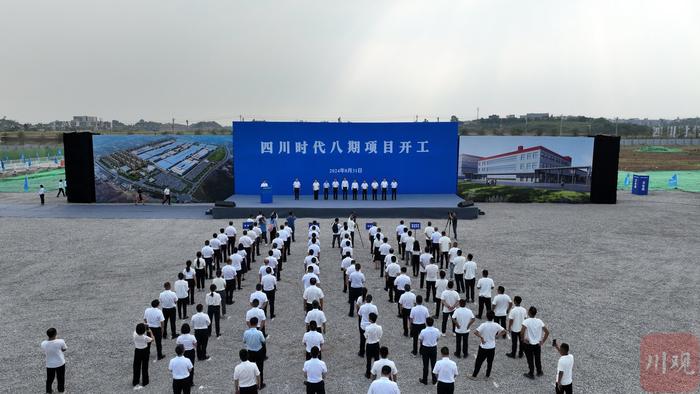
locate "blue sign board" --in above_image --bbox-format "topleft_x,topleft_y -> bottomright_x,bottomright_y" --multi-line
410,222 -> 421,230
365,222 -> 374,230
242,222 -> 254,230
233,122 -> 457,195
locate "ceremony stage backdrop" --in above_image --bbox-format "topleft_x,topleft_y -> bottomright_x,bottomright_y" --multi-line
232,121 -> 458,195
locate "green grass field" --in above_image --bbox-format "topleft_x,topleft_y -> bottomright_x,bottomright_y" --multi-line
0,168 -> 65,193
458,181 -> 590,203
617,170 -> 700,193
0,145 -> 63,161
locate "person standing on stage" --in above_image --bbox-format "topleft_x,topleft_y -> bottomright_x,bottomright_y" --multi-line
351,179 -> 359,200
132,323 -> 153,388
293,178 -> 301,200
418,317 -> 440,385
433,347 -> 458,394
390,179 -> 398,200
322,180 -> 329,200
471,310 -> 506,380
168,344 -> 192,394
371,179 -> 379,200
361,180 -> 369,200
313,179 -> 320,200
476,270 -> 494,319
162,186 -> 171,205
234,349 -> 261,394
521,306 -> 549,380
341,177 -> 349,200
332,178 -> 340,200
41,327 -> 67,394
144,300 -> 166,360
380,178 -> 388,200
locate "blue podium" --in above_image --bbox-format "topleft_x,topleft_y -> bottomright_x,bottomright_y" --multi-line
260,187 -> 273,203
631,174 -> 649,196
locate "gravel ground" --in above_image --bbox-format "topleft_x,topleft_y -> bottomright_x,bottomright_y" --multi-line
1,191 -> 698,394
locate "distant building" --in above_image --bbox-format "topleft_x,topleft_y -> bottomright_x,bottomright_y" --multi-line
459,154 -> 482,179
477,145 -> 574,182
519,113 -> 549,120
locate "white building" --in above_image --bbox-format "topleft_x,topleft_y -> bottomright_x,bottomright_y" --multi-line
477,145 -> 572,182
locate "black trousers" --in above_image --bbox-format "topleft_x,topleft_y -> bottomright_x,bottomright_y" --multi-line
342,187 -> 348,199
473,347 -> 495,377
186,279 -> 195,304
172,377 -> 190,394
306,381 -> 325,394
411,255 -> 420,276
195,328 -> 209,360
381,188 -> 387,200
264,289 -> 276,318
454,274 -> 465,293
163,307 -> 177,338
391,188 -> 397,200
150,327 -> 164,358
362,190 -> 367,200
133,347 -> 150,386
556,383 -> 573,394
510,330 -> 523,357
411,323 -> 426,354
240,385 -> 258,393
46,364 -> 65,393
455,332 -> 469,357
477,296 -> 491,318
420,272 -> 425,289
523,343 -> 543,375
204,258 -> 214,279
401,307 -> 411,336
314,190 -> 319,200
348,287 -> 362,316
358,327 -> 366,355
352,189 -> 357,200
441,311 -> 454,334
494,315 -> 507,329
365,343 -> 380,376
217,291 -> 226,315
294,188 -> 300,200
433,298 -> 441,318
420,345 -> 437,382
225,279 -> 235,304
207,305 -> 220,336
56,188 -> 65,197
248,349 -> 265,385
177,298 -> 188,319
379,259 -> 386,278
244,247 -> 253,265
372,189 -> 377,200
425,280 -> 436,302
323,189 -> 328,199
184,349 -> 195,385
465,279 -> 475,302
333,188 -> 338,199
386,277 -> 396,302
437,381 -> 454,394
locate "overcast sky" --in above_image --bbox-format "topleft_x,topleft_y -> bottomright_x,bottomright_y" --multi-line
1,0 -> 699,124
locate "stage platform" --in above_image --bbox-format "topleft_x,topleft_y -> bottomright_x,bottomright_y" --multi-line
212,194 -> 480,219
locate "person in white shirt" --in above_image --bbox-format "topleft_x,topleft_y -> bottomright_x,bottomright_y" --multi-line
303,346 -> 328,393
380,178 -> 388,200
261,267 -> 277,319
506,296 -> 527,359
303,278 -> 325,311
384,256 -> 401,302
433,270 -> 448,319
463,254 -> 477,303
240,230 -> 254,267
430,230 -> 442,262
341,177 -> 349,200
371,179 -> 379,200
169,345 -> 193,392
418,317 -> 440,385
303,321 -> 325,359
217,228 -> 230,261
433,347 -> 458,393
313,179 -> 320,200
160,282 -> 179,339
555,342 -> 574,394
132,323 -> 153,388
451,299 -> 476,358
332,178 -> 340,200
174,273 -> 190,320
424,256 -> 438,302
225,221 -> 237,254
393,268 -> 411,315
191,304 -> 211,361
305,301 -> 327,334
446,242 -> 459,280
437,232 -> 451,268
222,258 -> 237,306
348,264 -> 366,317
364,313 -> 383,379
176,323 -> 198,386
144,299 -> 166,359
395,221 -> 406,248
451,250 -> 466,294
233,349 -> 261,393
491,286 -> 512,329
368,365 -> 401,394
471,310 -> 506,380
293,178 -> 301,200
351,179 -> 359,200
41,327 -> 67,393
423,222 -> 435,250
56,179 -> 66,197
302,266 -> 320,290
183,261 -> 196,304
201,240 -> 215,279
162,186 -> 171,205
390,179 -> 398,200
398,285 -> 417,337
361,180 -> 369,200
370,346 -> 398,381
476,269 -> 494,319
322,179 -> 329,200
212,270 -> 227,316
205,284 -> 222,337
440,281 -> 460,335
402,230 -> 415,263
520,306 -> 550,379
210,232 -> 223,269
409,295 -> 430,355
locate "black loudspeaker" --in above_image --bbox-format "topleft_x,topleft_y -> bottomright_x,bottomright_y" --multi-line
590,135 -> 620,204
215,200 -> 236,207
457,200 -> 474,207
63,132 -> 96,203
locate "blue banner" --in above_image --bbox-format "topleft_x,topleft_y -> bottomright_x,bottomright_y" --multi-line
233,121 -> 457,195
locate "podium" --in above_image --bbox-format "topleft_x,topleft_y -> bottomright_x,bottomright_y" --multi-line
260,187 -> 273,203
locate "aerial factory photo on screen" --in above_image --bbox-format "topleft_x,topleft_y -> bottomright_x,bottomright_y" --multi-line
93,135 -> 233,203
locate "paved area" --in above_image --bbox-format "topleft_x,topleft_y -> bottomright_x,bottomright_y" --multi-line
0,191 -> 698,393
